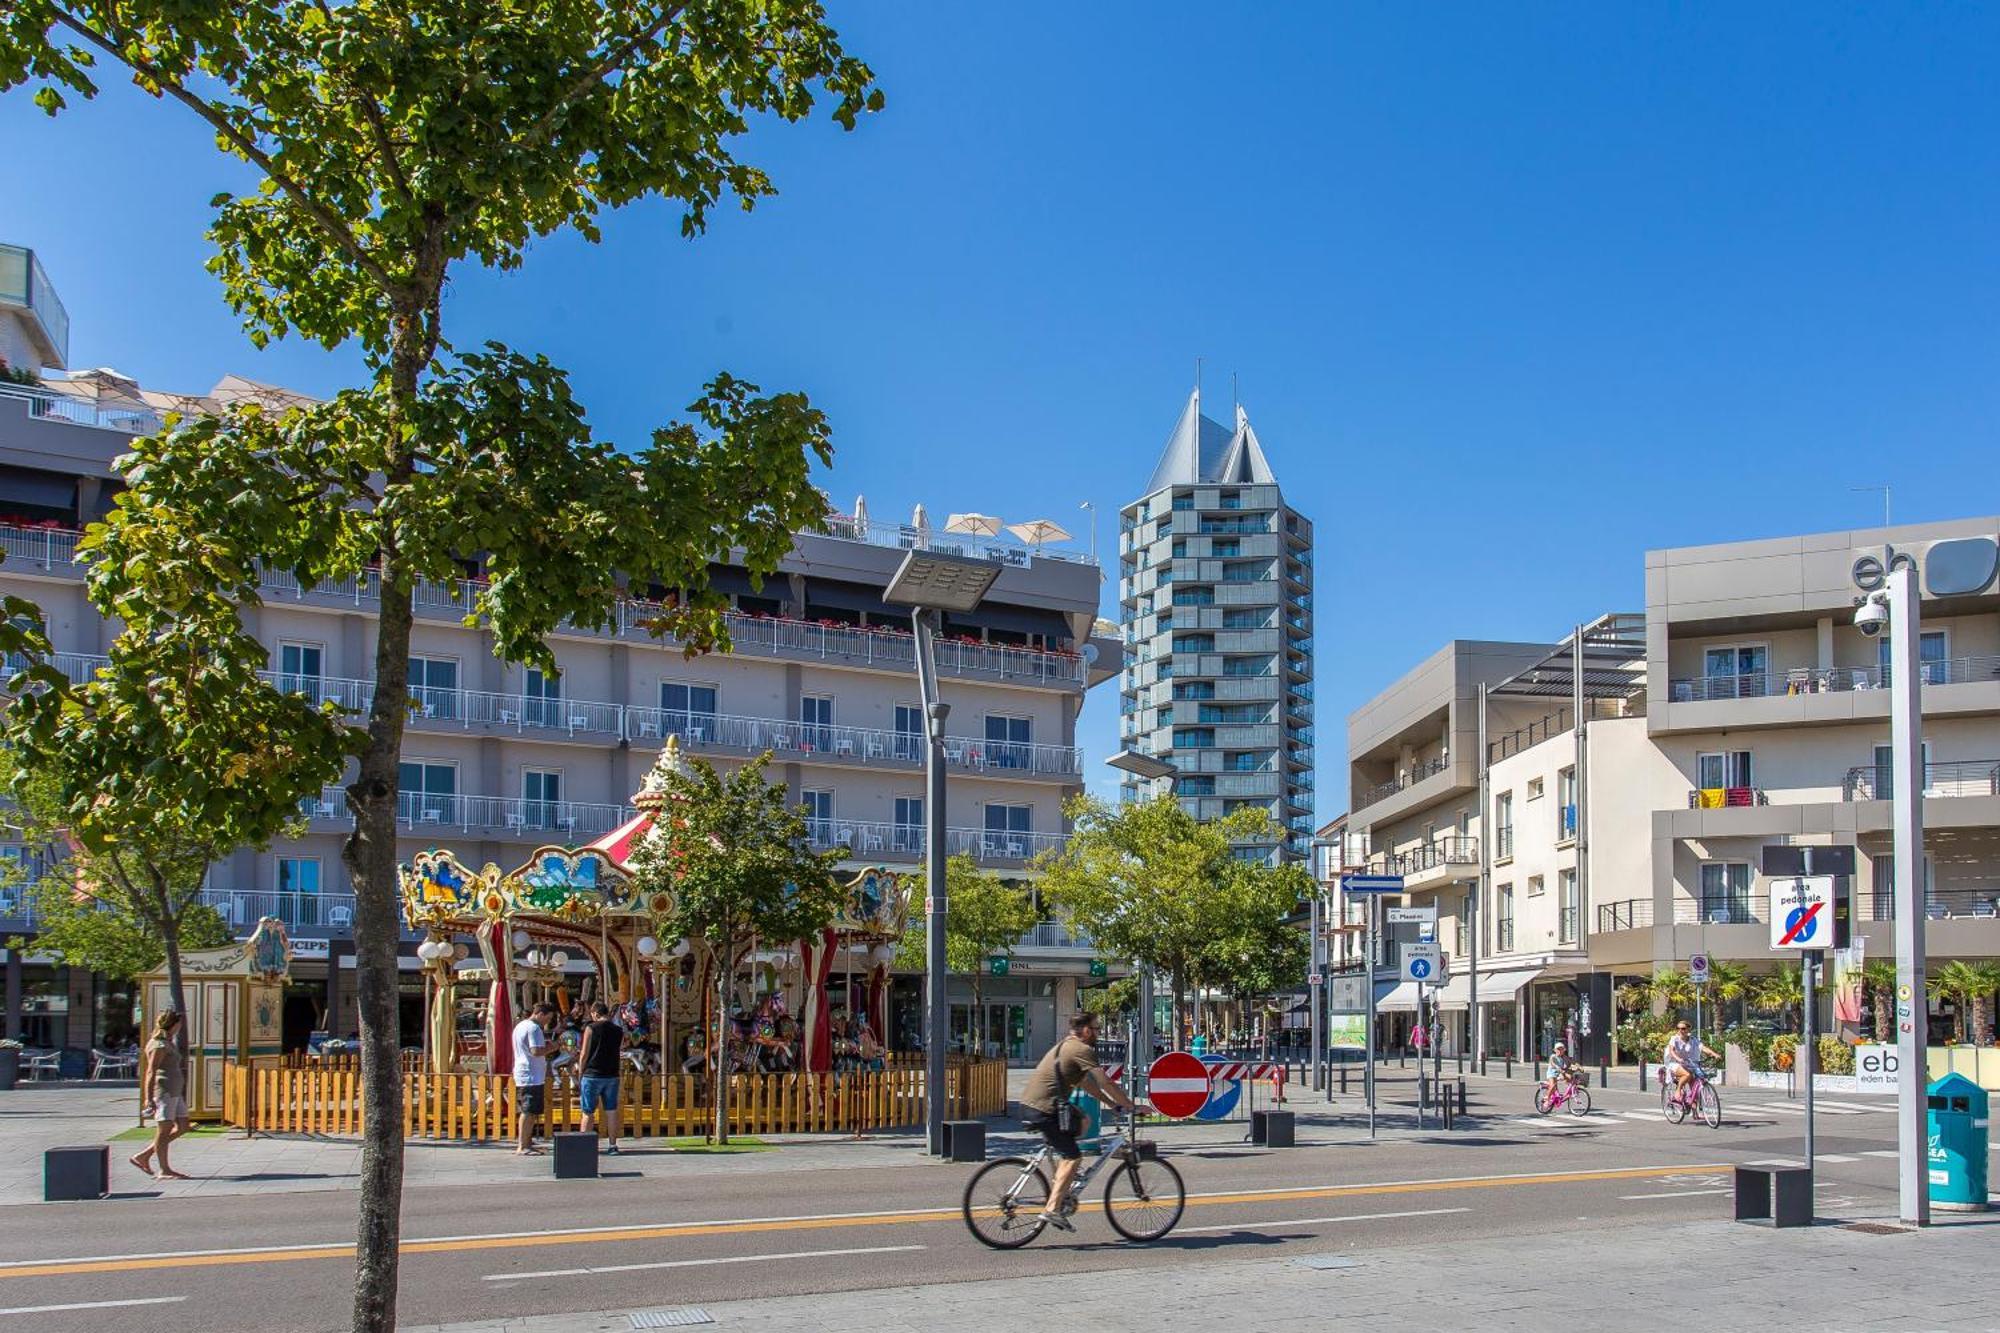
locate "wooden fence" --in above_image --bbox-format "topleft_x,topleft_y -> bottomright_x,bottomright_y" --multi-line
226,1056 -> 1008,1141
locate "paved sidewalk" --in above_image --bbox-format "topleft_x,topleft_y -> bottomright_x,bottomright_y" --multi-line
403,1213 -> 2000,1333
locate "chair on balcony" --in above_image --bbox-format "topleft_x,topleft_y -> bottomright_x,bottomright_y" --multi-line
833,734 -> 856,757
836,826 -> 856,850
1972,900 -> 1998,920
862,828 -> 884,852
864,735 -> 886,760
568,714 -> 590,732
635,716 -> 658,739
315,797 -> 340,820
504,812 -> 526,830
329,904 -> 353,930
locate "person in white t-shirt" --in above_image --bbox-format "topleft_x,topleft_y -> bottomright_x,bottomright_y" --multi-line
512,1001 -> 558,1156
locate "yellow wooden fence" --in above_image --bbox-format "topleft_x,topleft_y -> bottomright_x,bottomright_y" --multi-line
226,1056 -> 1009,1141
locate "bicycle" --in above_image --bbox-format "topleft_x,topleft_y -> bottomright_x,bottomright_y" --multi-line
1533,1072 -> 1591,1117
962,1105 -> 1187,1248
1661,1068 -> 1722,1128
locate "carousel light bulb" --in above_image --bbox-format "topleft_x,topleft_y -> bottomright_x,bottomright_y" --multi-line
636,936 -> 659,957
550,950 -> 568,968
453,943 -> 469,961
511,930 -> 530,951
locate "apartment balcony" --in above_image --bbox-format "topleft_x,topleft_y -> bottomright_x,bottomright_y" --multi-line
0,524 -> 1089,690
813,512 -> 1093,568
1656,656 -> 2000,734
1843,761 -> 2000,802
1684,786 -> 1768,809
1377,836 -> 1479,891
0,381 -> 160,434
199,888 -> 370,936
0,245 -> 69,367
1014,920 -> 1097,952
802,820 -> 1066,869
1352,754 -> 1447,814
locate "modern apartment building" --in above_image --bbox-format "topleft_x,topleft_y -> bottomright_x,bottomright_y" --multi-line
0,246 -> 1122,1063
1336,519 -> 2000,1064
1115,391 -> 1316,861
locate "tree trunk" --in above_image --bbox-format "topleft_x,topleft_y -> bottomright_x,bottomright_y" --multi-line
713,947 -> 730,1145
161,911 -> 187,1057
1169,967 -> 1186,1051
1872,989 -> 1892,1043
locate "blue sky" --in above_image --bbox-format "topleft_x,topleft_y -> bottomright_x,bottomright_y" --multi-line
4,5 -> 1997,815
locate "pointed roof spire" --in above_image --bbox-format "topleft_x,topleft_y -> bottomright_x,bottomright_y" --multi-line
1143,389 -> 1237,493
1215,403 -> 1277,485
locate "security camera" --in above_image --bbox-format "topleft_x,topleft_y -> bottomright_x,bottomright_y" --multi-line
1853,595 -> 1890,638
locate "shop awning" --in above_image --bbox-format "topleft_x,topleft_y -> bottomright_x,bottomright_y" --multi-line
1375,979 -> 1421,1012
1433,967 -> 1546,1009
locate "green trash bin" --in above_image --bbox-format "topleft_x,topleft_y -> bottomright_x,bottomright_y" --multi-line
1926,1072 -> 1990,1212
1071,1089 -> 1106,1151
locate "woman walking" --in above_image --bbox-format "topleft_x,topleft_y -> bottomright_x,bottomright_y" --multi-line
132,1011 -> 192,1180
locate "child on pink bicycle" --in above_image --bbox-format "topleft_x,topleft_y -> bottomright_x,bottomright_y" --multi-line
1542,1041 -> 1579,1102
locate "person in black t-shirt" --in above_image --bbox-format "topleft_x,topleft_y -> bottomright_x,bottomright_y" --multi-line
576,1000 -> 625,1153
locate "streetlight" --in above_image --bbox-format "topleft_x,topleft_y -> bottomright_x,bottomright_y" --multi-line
885,547 -> 1003,1157
1103,749 -> 1179,1063
1855,564 -> 1928,1226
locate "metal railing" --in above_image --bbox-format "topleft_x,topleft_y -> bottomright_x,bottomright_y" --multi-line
0,523 -> 1091,687
1495,921 -> 1515,952
1686,787 -> 1768,809
1855,888 -> 2000,921
199,888 -> 361,932
813,513 -> 1094,566
1843,761 -> 2000,801
0,381 -> 160,434
802,819 -> 1066,864
1353,754 -> 1449,812
1493,827 -> 1515,860
1378,837 -> 1479,877
1596,898 -> 1653,932
1668,656 -> 2000,702
1674,895 -> 1768,926
1018,921 -> 1095,949
1559,905 -> 1578,943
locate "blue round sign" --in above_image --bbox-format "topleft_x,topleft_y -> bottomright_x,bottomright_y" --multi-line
1410,957 -> 1432,979
1783,905 -> 1818,943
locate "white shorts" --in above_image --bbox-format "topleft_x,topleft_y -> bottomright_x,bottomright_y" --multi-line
152,1094 -> 189,1122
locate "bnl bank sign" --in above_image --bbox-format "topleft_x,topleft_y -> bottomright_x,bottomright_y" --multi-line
1851,535 -> 2000,597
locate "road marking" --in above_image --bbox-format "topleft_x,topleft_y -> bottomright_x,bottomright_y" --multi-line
1748,1158 -> 1803,1167
1861,1151 -> 1901,1159
0,1297 -> 188,1316
1618,1189 -> 1732,1200
1815,1154 -> 1861,1164
483,1244 -> 925,1282
1178,1206 -> 1470,1234
0,1162 -> 1730,1281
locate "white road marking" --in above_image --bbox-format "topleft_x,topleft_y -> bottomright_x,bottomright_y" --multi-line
1860,1150 -> 1901,1159
483,1244 -> 926,1282
1618,1189 -> 1731,1200
1815,1154 -> 1861,1163
1748,1158 -> 1805,1167
1179,1206 -> 1471,1234
0,1297 -> 188,1316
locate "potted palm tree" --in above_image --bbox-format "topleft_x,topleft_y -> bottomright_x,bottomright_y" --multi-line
0,1037 -> 21,1090
1929,960 -> 1985,1046
1860,960 -> 1898,1043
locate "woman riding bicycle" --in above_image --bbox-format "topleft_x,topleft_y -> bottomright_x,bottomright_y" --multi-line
1664,1020 -> 1718,1101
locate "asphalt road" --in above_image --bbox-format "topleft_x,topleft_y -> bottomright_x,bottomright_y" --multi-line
0,1072 -> 1921,1332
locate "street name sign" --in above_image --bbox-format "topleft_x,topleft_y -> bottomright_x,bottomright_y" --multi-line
1400,943 -> 1442,982
1147,1051 -> 1212,1119
1339,874 -> 1405,895
1387,905 -> 1437,926
1770,876 -> 1836,949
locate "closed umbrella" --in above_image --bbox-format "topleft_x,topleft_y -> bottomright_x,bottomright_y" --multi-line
946,512 -> 1005,538
853,495 -> 870,532
912,503 -> 930,548
1007,518 -> 1072,551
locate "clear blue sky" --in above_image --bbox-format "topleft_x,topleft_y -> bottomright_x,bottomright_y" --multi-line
4,5 -> 1997,816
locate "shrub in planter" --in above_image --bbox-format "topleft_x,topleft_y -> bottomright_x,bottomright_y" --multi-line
1816,1036 -> 1854,1076
1724,1023 -> 1773,1071
1771,1033 -> 1798,1073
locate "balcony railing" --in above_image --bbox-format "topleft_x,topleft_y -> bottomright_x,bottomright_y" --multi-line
1855,888 -> 2000,921
0,523 -> 1090,687
1843,761 -> 2000,801
1495,921 -> 1515,951
1595,897 -> 1653,932
1668,656 -> 2000,702
1559,905 -> 1578,943
199,888 -> 362,933
1677,895 -> 1768,926
814,512 -> 1094,566
1352,754 -> 1449,812
1378,837 -> 1479,877
803,819 -> 1065,865
1686,787 -> 1768,809
1017,921 -> 1095,950
1493,827 -> 1515,860
0,381 -> 161,434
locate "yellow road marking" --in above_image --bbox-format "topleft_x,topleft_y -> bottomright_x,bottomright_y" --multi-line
0,1163 -> 1728,1281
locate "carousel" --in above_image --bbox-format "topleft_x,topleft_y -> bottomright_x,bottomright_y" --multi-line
399,738 -> 913,1085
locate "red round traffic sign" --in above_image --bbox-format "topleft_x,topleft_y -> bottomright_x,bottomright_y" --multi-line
1147,1051 -> 1212,1120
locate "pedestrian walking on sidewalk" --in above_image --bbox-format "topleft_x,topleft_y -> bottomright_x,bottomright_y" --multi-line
132,1010 -> 192,1181
513,1001 -> 557,1156
576,1000 -> 624,1154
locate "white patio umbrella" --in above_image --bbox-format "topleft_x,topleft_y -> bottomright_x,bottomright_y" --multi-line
853,495 -> 870,531
1007,518 -> 1072,551
912,503 -> 931,547
945,512 -> 1005,538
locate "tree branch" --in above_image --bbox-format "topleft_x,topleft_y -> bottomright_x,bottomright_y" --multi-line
48,6 -> 400,297
517,2 -> 688,155
318,0 -> 414,205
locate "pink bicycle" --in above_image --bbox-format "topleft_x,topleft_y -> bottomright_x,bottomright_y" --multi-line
1533,1075 -> 1591,1117
1660,1067 -> 1722,1128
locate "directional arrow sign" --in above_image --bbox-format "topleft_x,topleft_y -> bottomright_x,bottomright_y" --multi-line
1340,874 -> 1405,895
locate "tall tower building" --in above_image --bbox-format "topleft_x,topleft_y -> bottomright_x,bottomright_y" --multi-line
1116,390 -> 1315,862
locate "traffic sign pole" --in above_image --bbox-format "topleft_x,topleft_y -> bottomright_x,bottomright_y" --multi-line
1803,947 -> 1819,1207
1365,894 -> 1377,1138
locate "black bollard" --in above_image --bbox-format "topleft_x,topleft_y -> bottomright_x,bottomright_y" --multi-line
1340,1062 -> 1349,1094
1599,1058 -> 1608,1090
1457,1078 -> 1468,1115
1504,1054 -> 1512,1080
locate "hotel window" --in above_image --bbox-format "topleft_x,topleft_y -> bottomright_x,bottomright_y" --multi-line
1558,868 -> 1578,943
660,682 -> 718,741
409,655 -> 459,720
524,666 -> 562,728
276,857 -> 320,896
1870,742 -> 1933,800
1701,644 -> 1768,699
1494,791 -> 1514,860
801,790 -> 834,844
1527,873 -> 1545,898
1496,883 -> 1515,952
1877,630 -> 1949,684
894,703 -> 924,761
522,769 -> 563,829
278,642 -> 324,701
985,714 -> 1032,769
397,760 -> 458,824
893,797 -> 923,853
984,804 -> 1033,856
1557,765 -> 1578,840
800,695 -> 834,751
1698,862 -> 1753,924
1695,751 -> 1753,791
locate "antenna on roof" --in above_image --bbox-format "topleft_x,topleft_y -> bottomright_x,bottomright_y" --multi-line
1851,485 -> 1891,527
1232,372 -> 1239,418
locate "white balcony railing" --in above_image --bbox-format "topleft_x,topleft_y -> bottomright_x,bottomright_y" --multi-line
0,381 -> 161,434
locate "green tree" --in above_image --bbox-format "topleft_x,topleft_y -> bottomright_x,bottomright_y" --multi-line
939,857 -> 1037,1023
1081,975 -> 1139,1026
1,7 -> 877,1326
11,881 -> 234,988
1037,795 -> 1289,1046
1860,960 -> 1899,1044
624,752 -> 846,1142
1698,959 -> 1751,1040
1754,964 -> 1806,1033
1965,961 -> 2000,1046
1928,960 -> 1999,1046
1192,864 -> 1312,1041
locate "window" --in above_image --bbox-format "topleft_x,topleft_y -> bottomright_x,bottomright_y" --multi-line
1527,873 -> 1545,897
278,642 -> 324,702
1525,777 -> 1543,800
985,714 -> 1032,768
1702,644 -> 1768,698
1179,776 -> 1216,796
522,769 -> 563,829
1212,539 -> 1240,557
1558,868 -> 1578,943
984,804 -> 1033,856
1171,541 -> 1186,559
1869,854 -> 1936,920
1173,682 -> 1216,700
398,761 -> 457,824
276,857 -> 320,896
1229,752 -> 1266,771
799,694 -> 834,747
1174,728 -> 1216,749
1557,766 -> 1578,841
892,797 -> 924,853
1871,742 -> 1935,800
802,789 -> 833,844
1496,883 -> 1515,952
1222,608 -> 1271,629
660,682 -> 718,741
1219,490 -> 1241,510
524,666 -> 562,728
1222,657 -> 1271,677
894,703 -> 924,761
1172,496 -> 1195,512
1494,791 -> 1514,860
1455,893 -> 1471,957
1698,862 -> 1753,924
1878,630 -> 1949,684
1695,751 -> 1753,791
1173,634 -> 1214,653
409,655 -> 459,720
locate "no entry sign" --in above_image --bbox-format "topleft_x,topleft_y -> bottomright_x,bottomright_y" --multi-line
1146,1051 -> 1212,1120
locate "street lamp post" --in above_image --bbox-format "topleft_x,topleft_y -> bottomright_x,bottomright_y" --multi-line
1106,748 -> 1178,1067
885,548 -> 1003,1157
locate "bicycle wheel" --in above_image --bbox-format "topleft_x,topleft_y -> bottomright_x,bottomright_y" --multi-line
1533,1085 -> 1553,1116
962,1157 -> 1051,1249
1102,1155 -> 1186,1242
1662,1081 -> 1687,1124
1568,1084 -> 1592,1117
1698,1082 -> 1722,1128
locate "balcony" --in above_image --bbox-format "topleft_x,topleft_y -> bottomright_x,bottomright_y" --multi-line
199,888 -> 363,935
813,511 -> 1094,567
0,244 -> 69,366
1352,754 -> 1448,813
1493,827 -> 1515,860
802,820 -> 1067,868
1686,787 -> 1768,809
1843,761 -> 2000,801
1668,656 -> 2000,702
0,523 -> 1090,689
1016,921 -> 1096,950
1595,897 -> 1653,932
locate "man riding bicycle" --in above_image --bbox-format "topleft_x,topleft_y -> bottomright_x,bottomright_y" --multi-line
1664,1020 -> 1718,1100
1017,1012 -> 1143,1231
1542,1040 -> 1578,1101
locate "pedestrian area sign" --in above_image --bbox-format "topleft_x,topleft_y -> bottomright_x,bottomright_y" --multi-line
1769,876 -> 1835,949
1401,942 -> 1442,982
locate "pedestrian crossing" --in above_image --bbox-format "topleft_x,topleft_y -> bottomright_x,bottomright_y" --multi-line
1507,1094 -> 1893,1131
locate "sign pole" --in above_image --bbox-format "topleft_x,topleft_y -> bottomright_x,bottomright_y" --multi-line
1309,886 -> 1325,1095
1803,948 -> 1819,1188
1886,564 -> 1930,1226
1365,893 -> 1377,1139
